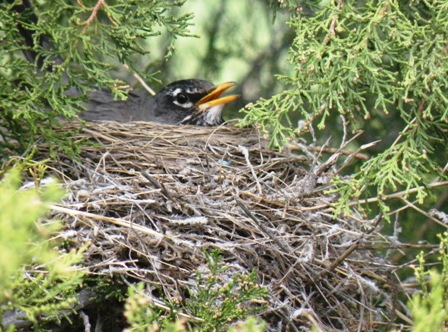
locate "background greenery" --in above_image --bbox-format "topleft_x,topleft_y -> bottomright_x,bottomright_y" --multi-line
0,167 -> 85,329
1,0 -> 448,330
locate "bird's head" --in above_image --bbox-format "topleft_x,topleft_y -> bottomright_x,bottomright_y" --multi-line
153,79 -> 239,125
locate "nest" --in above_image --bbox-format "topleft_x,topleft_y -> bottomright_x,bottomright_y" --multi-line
30,121 -> 397,331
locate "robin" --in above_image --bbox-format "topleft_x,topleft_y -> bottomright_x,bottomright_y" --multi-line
9,2 -> 238,125
9,2 -> 239,125
79,79 -> 239,126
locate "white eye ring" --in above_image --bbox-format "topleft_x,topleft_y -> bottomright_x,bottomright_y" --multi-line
172,90 -> 193,108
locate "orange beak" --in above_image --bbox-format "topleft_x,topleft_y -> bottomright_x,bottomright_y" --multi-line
195,82 -> 239,109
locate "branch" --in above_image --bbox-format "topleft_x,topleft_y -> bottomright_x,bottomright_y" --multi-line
288,144 -> 370,160
295,181 -> 448,213
81,0 -> 106,27
349,181 -> 448,207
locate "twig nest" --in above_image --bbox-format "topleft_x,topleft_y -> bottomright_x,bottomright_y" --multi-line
38,121 -> 392,331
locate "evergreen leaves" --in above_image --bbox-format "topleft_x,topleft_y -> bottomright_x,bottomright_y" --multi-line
241,0 -> 448,214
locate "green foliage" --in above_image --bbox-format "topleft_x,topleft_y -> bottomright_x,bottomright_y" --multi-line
240,0 -> 448,214
0,167 -> 86,328
85,275 -> 128,303
124,283 -> 157,331
331,136 -> 435,217
228,317 -> 266,332
5,248 -> 86,327
186,250 -> 268,329
407,233 -> 448,332
409,272 -> 447,332
0,167 -> 62,290
0,0 -> 194,158
124,250 -> 267,331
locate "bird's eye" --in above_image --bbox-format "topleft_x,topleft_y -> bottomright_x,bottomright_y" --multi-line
175,93 -> 189,104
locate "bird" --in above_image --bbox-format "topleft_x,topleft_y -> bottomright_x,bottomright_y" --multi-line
78,79 -> 239,126
9,2 -> 240,126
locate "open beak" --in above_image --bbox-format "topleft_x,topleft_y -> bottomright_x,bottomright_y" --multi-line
195,82 -> 239,109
